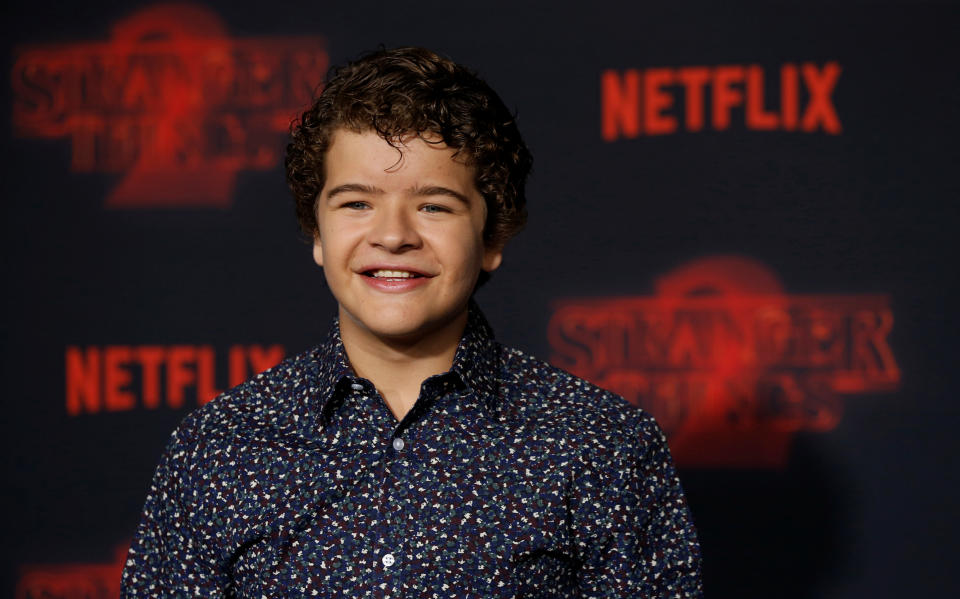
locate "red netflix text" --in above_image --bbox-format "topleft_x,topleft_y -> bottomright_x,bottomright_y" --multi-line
548,256 -> 898,469
65,344 -> 284,415
601,62 -> 841,140
11,3 -> 328,207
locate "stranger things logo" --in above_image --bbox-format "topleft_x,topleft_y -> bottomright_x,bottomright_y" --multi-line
11,3 -> 328,207
548,256 -> 899,469
601,62 -> 841,140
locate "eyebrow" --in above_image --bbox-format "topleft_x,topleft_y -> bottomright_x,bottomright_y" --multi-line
325,183 -> 470,205
325,183 -> 384,201
409,184 -> 470,205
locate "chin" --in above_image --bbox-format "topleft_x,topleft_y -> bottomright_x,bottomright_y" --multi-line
346,300 -> 467,343
345,304 -> 425,336
371,323 -> 430,341
366,317 -> 440,342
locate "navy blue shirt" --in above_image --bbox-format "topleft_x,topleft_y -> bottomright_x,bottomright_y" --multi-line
122,303 -> 703,597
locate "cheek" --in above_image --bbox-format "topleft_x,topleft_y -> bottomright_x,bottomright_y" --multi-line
319,220 -> 362,260
450,240 -> 488,282
429,226 -> 485,268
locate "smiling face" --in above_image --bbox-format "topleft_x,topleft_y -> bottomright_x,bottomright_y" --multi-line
313,129 -> 503,347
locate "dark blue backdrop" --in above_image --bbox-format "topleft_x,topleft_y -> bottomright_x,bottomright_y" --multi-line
2,1 -> 958,596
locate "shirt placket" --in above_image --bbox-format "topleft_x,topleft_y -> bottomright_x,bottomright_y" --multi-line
375,375 -> 460,598
317,378 -> 399,598
355,378 -> 415,598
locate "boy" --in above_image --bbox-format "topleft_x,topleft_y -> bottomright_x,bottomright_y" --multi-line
122,46 -> 703,597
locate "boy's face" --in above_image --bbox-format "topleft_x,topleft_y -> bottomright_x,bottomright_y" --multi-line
313,129 -> 502,344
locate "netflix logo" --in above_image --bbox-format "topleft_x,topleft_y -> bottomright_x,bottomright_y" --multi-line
65,344 -> 285,415
601,62 -> 841,140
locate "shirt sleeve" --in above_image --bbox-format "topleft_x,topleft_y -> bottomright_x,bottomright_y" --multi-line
121,418 -> 231,597
575,412 -> 704,598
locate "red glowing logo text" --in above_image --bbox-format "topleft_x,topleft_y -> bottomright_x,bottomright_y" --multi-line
601,62 -> 841,140
548,256 -> 899,468
11,3 -> 328,207
16,544 -> 127,599
65,343 -> 286,415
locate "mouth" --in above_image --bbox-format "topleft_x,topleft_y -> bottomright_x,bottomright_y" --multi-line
362,269 -> 427,280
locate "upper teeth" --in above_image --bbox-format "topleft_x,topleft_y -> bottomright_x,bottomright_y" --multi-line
371,269 -> 416,278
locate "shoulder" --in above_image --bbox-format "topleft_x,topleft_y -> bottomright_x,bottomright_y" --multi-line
494,343 -> 667,465
169,344 -> 322,449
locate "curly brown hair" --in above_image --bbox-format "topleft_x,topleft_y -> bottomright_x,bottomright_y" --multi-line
285,46 -> 532,249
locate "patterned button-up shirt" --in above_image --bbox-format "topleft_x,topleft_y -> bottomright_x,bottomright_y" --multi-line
121,302 -> 703,597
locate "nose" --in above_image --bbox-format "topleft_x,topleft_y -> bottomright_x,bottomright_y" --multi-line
367,202 -> 422,252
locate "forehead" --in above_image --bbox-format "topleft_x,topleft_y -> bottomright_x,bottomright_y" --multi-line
324,129 -> 476,188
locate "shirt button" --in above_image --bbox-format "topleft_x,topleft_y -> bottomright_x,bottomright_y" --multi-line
392,437 -> 404,451
382,553 -> 395,567
350,383 -> 363,391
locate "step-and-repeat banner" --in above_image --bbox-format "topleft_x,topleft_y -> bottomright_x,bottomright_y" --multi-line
3,1 -> 957,597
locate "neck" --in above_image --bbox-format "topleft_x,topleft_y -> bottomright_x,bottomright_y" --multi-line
338,307 -> 468,422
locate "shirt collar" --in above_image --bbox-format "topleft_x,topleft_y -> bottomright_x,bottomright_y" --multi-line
449,299 -> 500,411
311,299 -> 500,421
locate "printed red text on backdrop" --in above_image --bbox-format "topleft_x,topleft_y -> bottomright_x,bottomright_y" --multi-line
65,344 -> 286,415
16,544 -> 127,599
601,63 -> 842,141
11,3 -> 328,207
548,255 -> 898,468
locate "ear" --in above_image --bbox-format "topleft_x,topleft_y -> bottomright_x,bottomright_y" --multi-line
312,236 -> 324,267
482,243 -> 503,272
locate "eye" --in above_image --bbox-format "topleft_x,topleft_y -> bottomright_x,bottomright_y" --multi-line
421,204 -> 451,213
341,201 -> 369,210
